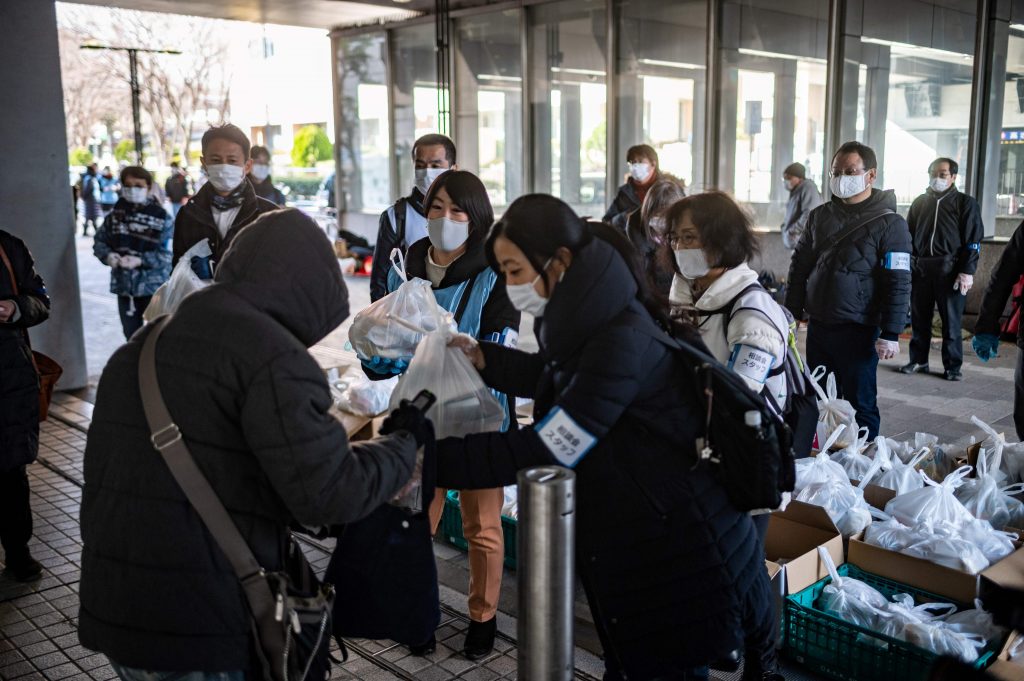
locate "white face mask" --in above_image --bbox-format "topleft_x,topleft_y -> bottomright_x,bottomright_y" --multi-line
415,167 -> 447,195
829,173 -> 869,200
507,258 -> 555,317
205,163 -> 245,193
427,216 -> 469,252
251,163 -> 271,181
122,186 -> 149,204
930,177 -> 951,193
629,162 -> 653,183
674,248 -> 711,280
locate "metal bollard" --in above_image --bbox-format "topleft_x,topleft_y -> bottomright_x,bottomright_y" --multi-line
517,466 -> 576,680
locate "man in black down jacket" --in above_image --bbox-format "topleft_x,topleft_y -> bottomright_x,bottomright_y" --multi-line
0,230 -> 50,582
900,157 -> 983,381
975,222 -> 1024,438
78,209 -> 421,677
786,141 -> 912,439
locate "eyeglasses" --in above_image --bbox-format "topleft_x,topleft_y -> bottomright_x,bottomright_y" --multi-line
829,168 -> 866,178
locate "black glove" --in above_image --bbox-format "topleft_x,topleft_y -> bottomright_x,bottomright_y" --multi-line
380,400 -> 433,447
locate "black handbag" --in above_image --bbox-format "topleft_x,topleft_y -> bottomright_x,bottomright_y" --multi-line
139,316 -> 334,681
327,427 -> 440,648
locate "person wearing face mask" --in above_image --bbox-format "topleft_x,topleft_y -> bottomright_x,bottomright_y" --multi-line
624,179 -> 685,296
93,166 -> 174,339
900,157 -> 983,382
438,194 -> 776,681
171,124 -> 277,269
98,166 -> 121,220
247,145 -> 286,206
369,134 -> 458,302
781,162 -> 823,249
603,145 -> 684,230
164,161 -> 193,218
786,141 -> 912,439
364,170 -> 518,660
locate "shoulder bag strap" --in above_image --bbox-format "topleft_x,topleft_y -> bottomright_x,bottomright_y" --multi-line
138,317 -> 279,636
394,197 -> 408,248
814,208 -> 896,263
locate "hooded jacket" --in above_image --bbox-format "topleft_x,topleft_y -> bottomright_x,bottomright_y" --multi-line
93,197 -> 174,298
670,264 -> 788,406
977,220 -> 1024,346
433,235 -> 762,677
171,179 -> 278,266
78,209 -> 417,672
785,188 -> 912,339
0,230 -> 50,473
782,178 -> 824,249
906,185 -> 983,276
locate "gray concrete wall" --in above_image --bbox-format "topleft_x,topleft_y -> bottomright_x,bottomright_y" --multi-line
0,2 -> 87,388
751,230 -> 1012,330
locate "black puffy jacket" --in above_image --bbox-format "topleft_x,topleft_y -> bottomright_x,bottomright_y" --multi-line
171,179 -> 278,266
0,230 -> 50,473
906,186 -> 983,276
78,210 -> 417,673
785,189 -> 912,339
434,235 -> 763,677
977,220 -> 1024,346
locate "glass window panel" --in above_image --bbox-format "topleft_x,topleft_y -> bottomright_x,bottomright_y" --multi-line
392,23 -> 439,197
454,9 -> 524,210
529,0 -> 607,216
844,0 -> 976,215
616,0 -> 707,190
718,1 -> 829,229
337,34 -> 390,213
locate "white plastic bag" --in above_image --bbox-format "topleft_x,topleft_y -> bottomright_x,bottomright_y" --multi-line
876,446 -> 930,495
143,239 -> 212,321
864,512 -> 918,552
348,250 -> 454,361
502,486 -> 518,520
945,599 -> 1008,644
973,416 -> 1018,484
901,521 -> 990,574
796,426 -> 851,494
796,465 -> 873,536
811,366 -> 859,450
904,622 -> 987,663
330,367 -> 398,417
390,317 -> 505,439
957,443 -> 1013,530
832,427 -> 875,481
816,547 -> 888,630
962,518 -> 1017,564
884,466 -> 977,529
875,593 -> 957,642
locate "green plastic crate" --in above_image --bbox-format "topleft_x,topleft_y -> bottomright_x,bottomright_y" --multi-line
783,563 -> 1005,681
440,490 -> 518,570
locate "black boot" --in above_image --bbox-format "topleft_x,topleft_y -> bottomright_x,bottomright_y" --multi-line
463,616 -> 497,661
408,634 -> 436,657
3,551 -> 42,582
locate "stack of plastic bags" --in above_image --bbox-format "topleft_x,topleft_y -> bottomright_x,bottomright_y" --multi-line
815,548 -> 1003,663
389,304 -> 505,440
811,366 -> 859,450
860,437 -> 928,495
831,428 -> 874,482
795,426 -> 874,535
348,250 -> 455,364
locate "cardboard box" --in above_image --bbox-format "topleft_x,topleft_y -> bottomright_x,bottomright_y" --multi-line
849,537 -> 1024,605
988,632 -> 1024,681
764,501 -> 845,595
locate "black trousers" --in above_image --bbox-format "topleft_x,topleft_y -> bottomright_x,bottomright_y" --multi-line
1015,348 -> 1024,442
0,465 -> 33,562
118,295 -> 152,340
806,321 -> 881,439
909,272 -> 965,371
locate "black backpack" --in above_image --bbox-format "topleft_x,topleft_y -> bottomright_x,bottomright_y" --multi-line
713,283 -> 819,459
639,317 -> 795,512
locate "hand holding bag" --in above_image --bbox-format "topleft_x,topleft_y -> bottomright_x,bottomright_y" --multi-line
0,241 -> 62,422
138,316 -> 333,681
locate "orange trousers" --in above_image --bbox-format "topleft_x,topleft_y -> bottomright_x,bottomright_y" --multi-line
428,487 -> 505,622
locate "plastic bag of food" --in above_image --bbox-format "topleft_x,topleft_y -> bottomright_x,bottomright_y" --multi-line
884,466 -> 976,529
797,473 -> 873,536
796,426 -> 851,494
961,518 -> 1017,564
348,250 -> 454,361
330,367 -> 398,417
901,522 -> 990,574
816,547 -> 888,630
876,446 -> 930,495
957,443 -> 1013,530
811,366 -> 859,450
973,416 -> 1018,484
832,427 -> 874,481
875,593 -> 957,642
390,310 -> 505,439
904,622 -> 987,663
944,599 -> 1008,644
863,512 -> 919,552
144,239 -> 213,321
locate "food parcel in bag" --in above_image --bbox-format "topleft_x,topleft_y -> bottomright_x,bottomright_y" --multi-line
863,437 -> 929,495
884,466 -> 977,529
329,366 -> 398,417
974,416 -> 1024,484
874,592 -> 957,643
795,425 -> 850,494
389,311 -> 505,440
143,239 -> 213,321
864,511 -> 920,552
810,366 -> 859,450
796,449 -> 875,536
832,427 -> 874,481
348,250 -> 454,363
816,547 -> 889,629
900,521 -> 991,574
912,432 -> 957,482
957,441 -> 1015,530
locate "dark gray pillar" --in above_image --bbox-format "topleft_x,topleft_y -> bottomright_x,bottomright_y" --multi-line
0,1 -> 87,388
771,61 -> 798,206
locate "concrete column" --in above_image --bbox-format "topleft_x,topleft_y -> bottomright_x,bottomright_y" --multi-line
0,1 -> 87,389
